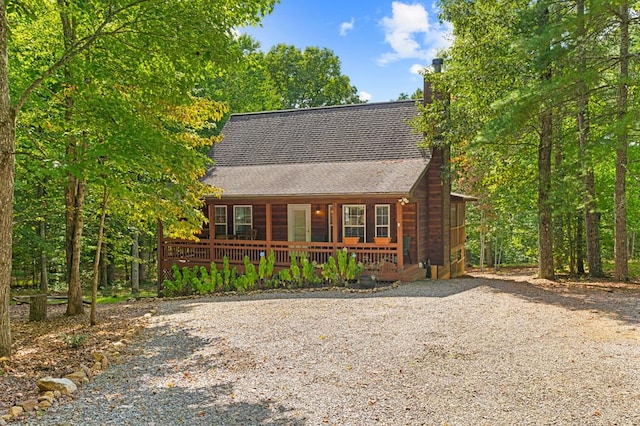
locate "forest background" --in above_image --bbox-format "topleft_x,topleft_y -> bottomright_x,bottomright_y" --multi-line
0,0 -> 638,358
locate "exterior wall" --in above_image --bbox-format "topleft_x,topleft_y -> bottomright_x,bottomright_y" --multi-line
205,196 -> 406,244
424,148 -> 446,268
450,199 -> 470,278
161,189 -> 469,282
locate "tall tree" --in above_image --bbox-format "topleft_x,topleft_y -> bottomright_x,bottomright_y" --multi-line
1,0 -> 277,357
0,0 -> 14,357
575,0 -> 603,277
264,44 -> 363,109
200,34 -> 282,114
613,0 -> 630,280
536,4 -> 555,280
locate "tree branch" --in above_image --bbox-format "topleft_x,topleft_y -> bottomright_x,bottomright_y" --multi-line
14,0 -> 153,115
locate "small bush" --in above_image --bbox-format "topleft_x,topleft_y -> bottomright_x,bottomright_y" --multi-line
60,333 -> 88,348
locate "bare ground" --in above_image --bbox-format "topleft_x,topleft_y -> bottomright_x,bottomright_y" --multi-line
2,269 -> 639,421
1,300 -> 157,413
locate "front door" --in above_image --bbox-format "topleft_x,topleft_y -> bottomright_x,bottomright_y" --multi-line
287,204 -> 311,242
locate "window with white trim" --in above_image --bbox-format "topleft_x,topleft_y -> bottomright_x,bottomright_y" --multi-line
343,205 -> 365,242
375,204 -> 390,238
214,205 -> 227,237
233,205 -> 253,236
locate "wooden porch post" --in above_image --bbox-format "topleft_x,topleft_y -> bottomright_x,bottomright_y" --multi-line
157,220 -> 163,294
397,202 -> 404,269
332,202 -> 338,251
208,201 -> 215,238
266,203 -> 272,254
208,201 -> 215,266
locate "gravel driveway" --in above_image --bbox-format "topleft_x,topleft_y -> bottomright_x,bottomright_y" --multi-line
24,277 -> 640,425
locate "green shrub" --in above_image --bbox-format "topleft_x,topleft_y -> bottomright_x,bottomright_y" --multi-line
243,256 -> 258,291
289,253 -> 301,287
60,333 -> 88,348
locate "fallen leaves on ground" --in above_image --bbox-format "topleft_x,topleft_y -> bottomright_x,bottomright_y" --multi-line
1,300 -> 156,413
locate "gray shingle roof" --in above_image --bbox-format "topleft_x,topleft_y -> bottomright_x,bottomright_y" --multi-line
202,101 -> 430,197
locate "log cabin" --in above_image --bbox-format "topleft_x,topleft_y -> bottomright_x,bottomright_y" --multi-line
158,100 -> 474,283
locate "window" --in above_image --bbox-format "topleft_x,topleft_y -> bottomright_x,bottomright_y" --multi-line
343,205 -> 365,241
234,205 -> 253,236
214,205 -> 227,237
375,204 -> 390,238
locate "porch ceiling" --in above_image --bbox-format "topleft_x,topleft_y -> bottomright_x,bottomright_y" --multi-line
201,158 -> 428,198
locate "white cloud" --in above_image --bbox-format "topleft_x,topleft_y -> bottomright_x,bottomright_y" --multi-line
339,18 -> 355,36
377,2 -> 452,66
410,63 -> 426,75
358,91 -> 372,102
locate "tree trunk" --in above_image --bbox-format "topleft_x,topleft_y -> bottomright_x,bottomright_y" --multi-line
537,7 -> 554,280
613,1 -> 629,281
538,107 -> 554,280
131,230 -> 140,297
38,185 -> 48,293
65,176 -> 87,316
584,172 -> 603,276
576,212 -> 585,275
139,234 -> 148,281
486,238 -> 494,268
99,246 -> 107,288
107,248 -> 116,286
0,3 -> 15,356
576,0 -> 603,278
29,294 -> 47,322
90,186 -> 108,326
567,213 -> 575,274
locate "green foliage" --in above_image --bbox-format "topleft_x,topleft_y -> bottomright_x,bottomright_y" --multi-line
289,253 -> 301,287
243,256 -> 258,290
407,0 -> 640,275
59,333 -> 88,348
193,266 -> 215,295
264,44 -> 364,109
258,251 -> 276,283
162,265 -> 187,297
222,256 -> 232,292
322,256 -> 339,285
210,262 -> 223,292
345,254 -> 364,282
160,248 -> 373,297
277,269 -> 290,284
300,252 -> 320,286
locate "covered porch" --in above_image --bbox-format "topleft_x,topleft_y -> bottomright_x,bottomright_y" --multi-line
159,198 -> 421,283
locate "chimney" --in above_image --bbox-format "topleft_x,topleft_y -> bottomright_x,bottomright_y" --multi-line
423,58 -> 443,106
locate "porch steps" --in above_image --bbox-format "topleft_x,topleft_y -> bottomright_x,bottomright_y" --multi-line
400,264 -> 428,282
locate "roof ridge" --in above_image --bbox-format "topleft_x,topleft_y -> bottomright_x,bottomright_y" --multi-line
229,99 -> 422,118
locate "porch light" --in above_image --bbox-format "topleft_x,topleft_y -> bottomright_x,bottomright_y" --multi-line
398,197 -> 409,206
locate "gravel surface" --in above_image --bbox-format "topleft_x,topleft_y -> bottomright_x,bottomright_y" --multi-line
21,278 -> 640,425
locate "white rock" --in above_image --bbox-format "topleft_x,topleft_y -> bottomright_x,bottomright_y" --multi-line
36,377 -> 78,395
8,406 -> 23,417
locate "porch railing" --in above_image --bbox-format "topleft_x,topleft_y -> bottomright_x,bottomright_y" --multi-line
160,238 -> 401,273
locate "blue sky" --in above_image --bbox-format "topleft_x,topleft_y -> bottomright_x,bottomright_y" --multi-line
243,1 -> 452,103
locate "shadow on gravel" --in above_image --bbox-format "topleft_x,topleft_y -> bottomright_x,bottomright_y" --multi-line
30,324 -> 306,426
477,277 -> 640,326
